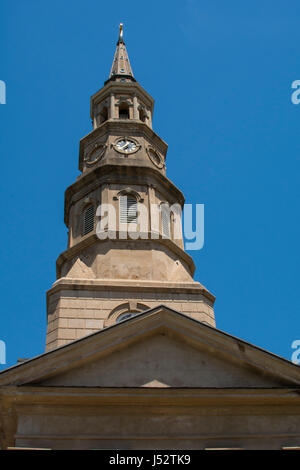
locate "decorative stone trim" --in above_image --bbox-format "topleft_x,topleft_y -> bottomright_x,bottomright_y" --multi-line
116,188 -> 143,202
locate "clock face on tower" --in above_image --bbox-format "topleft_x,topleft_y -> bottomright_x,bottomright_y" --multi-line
114,138 -> 140,154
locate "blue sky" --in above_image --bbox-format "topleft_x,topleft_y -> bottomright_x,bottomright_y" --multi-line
0,0 -> 300,368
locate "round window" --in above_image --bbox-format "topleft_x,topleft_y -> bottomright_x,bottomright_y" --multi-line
147,147 -> 164,168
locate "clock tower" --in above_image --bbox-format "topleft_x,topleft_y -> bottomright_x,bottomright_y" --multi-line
2,24 -> 300,453
46,25 -> 215,351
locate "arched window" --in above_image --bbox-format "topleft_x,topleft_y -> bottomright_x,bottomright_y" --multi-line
119,194 -> 137,224
83,204 -> 95,235
116,312 -> 138,323
119,103 -> 129,119
104,302 -> 150,327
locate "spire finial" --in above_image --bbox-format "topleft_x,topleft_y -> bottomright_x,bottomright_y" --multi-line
118,23 -> 124,44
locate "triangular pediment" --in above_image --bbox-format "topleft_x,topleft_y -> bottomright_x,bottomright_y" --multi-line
31,333 -> 292,388
1,306 -> 300,389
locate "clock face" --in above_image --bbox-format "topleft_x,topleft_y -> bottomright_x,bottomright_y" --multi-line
115,138 -> 138,154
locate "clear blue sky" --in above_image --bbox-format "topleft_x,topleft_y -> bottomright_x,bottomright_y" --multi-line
1,0 -> 300,369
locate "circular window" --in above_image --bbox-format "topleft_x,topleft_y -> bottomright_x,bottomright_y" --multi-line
84,144 -> 107,166
147,147 -> 164,169
116,311 -> 138,323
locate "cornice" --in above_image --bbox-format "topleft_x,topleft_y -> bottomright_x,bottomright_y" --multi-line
64,164 -> 185,226
48,277 -> 215,304
1,386 -> 300,409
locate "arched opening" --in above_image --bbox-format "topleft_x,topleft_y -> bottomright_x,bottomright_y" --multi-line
98,106 -> 108,124
82,204 -> 95,235
119,103 -> 129,119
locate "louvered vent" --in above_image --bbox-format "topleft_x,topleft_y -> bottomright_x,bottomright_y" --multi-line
119,195 -> 137,224
83,205 -> 95,235
162,208 -> 170,238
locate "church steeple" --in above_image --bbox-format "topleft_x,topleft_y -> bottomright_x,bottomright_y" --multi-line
45,26 -> 216,352
107,24 -> 135,83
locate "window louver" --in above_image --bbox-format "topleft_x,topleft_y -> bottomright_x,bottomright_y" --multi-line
162,208 -> 170,238
119,195 -> 137,224
83,205 -> 95,235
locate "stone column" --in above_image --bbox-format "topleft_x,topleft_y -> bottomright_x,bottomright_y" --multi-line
68,206 -> 74,248
109,94 -> 115,119
133,95 -> 139,120
93,106 -> 98,129
148,185 -> 159,238
147,109 -> 152,129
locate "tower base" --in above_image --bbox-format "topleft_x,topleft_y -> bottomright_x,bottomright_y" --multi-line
46,278 -> 215,351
